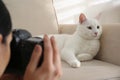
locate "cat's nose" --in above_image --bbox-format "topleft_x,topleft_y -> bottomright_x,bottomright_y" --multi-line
94,32 -> 98,36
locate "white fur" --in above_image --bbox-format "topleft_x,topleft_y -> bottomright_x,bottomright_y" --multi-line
38,14 -> 102,68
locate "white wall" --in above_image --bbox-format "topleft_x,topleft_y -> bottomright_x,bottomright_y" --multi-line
54,0 -> 120,24
84,0 -> 120,24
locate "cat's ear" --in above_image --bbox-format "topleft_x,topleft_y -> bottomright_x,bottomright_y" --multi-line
79,13 -> 87,24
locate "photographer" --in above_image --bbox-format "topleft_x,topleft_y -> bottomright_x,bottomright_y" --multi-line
0,1 -> 62,80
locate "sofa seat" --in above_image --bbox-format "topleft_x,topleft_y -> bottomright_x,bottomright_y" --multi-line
61,60 -> 120,80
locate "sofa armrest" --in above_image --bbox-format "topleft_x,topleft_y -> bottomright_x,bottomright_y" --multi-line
58,24 -> 77,34
96,23 -> 120,66
58,24 -> 120,66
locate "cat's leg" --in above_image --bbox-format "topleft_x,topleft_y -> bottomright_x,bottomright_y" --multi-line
61,49 -> 81,68
77,53 -> 93,61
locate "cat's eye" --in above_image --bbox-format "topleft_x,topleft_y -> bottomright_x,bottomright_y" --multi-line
87,26 -> 92,30
97,26 -> 99,29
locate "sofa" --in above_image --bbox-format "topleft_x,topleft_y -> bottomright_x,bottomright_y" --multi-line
3,0 -> 120,80
59,24 -> 120,80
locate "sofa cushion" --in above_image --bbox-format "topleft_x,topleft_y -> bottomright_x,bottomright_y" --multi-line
3,0 -> 58,36
61,60 -> 120,80
96,24 -> 120,66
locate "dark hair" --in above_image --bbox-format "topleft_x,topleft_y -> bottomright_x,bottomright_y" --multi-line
0,0 -> 12,43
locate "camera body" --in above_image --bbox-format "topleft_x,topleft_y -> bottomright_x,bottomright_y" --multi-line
5,29 -> 44,75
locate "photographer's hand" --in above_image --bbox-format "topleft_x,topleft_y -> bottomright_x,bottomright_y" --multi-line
24,35 -> 62,80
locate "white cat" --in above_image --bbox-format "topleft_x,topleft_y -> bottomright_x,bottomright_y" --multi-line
38,13 -> 102,68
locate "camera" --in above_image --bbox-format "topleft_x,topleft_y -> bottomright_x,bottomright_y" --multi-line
5,29 -> 44,75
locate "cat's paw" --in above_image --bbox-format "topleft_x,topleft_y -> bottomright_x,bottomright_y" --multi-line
77,54 -> 93,61
69,60 -> 81,68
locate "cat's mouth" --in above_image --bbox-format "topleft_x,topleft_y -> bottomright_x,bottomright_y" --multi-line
93,34 -> 98,37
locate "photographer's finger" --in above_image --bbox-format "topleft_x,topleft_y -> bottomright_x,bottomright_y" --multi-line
51,36 -> 62,76
43,34 -> 53,66
27,45 -> 42,72
50,36 -> 59,62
